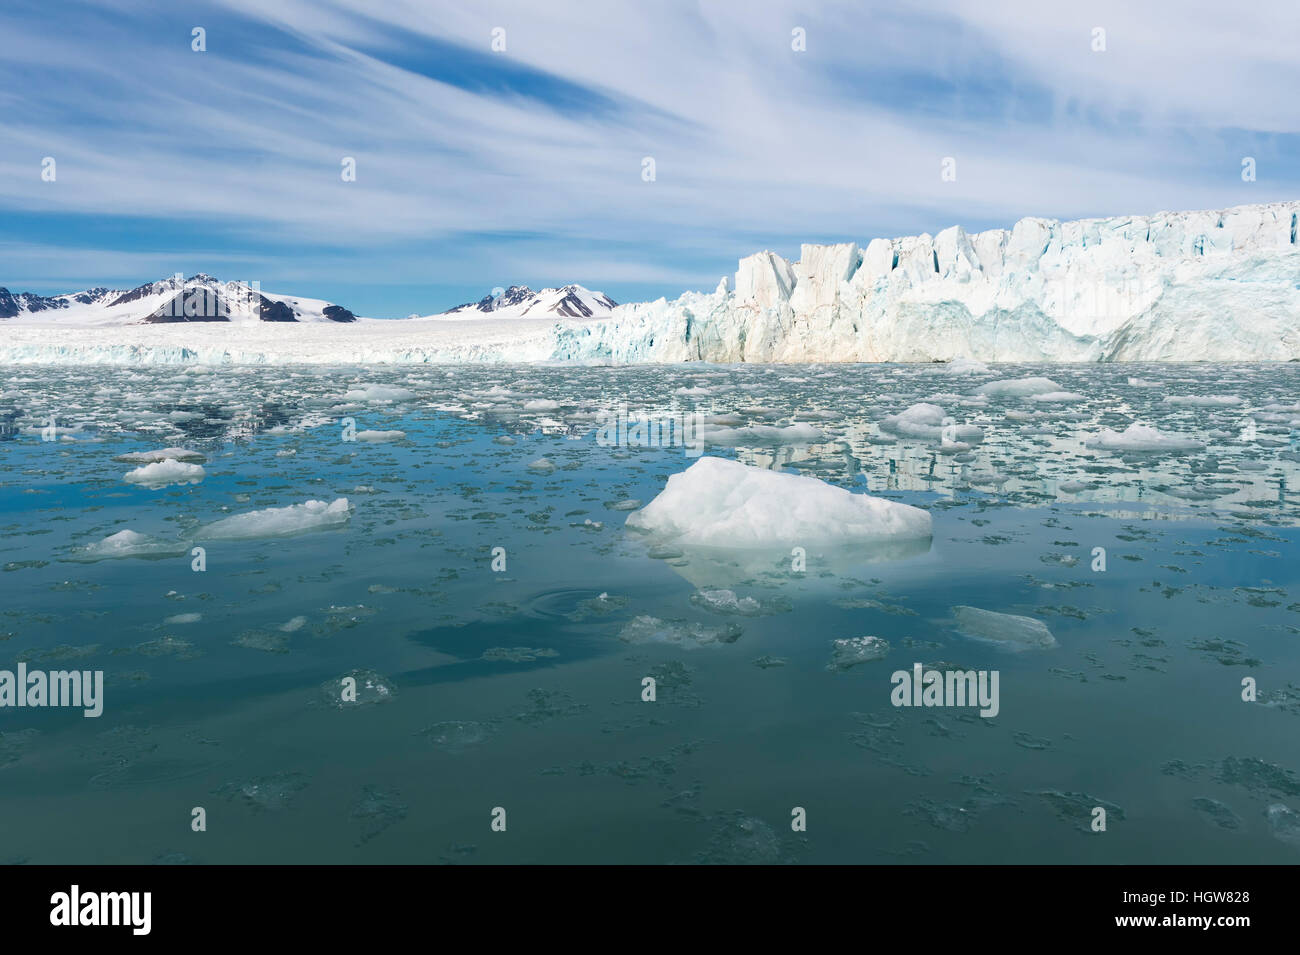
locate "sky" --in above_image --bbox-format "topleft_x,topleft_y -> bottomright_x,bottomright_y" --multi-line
2,0 -> 1298,317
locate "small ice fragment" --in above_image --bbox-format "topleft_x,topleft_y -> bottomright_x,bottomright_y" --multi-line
124,458 -> 206,487
113,447 -> 206,464
827,635 -> 891,671
951,606 -> 1057,650
75,529 -> 187,561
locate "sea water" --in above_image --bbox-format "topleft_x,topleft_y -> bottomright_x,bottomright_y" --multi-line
0,361 -> 1297,863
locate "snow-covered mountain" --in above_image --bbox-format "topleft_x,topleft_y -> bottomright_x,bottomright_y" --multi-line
0,273 -> 358,325
435,284 -> 618,320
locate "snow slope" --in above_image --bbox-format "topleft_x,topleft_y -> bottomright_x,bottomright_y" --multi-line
432,284 -> 617,321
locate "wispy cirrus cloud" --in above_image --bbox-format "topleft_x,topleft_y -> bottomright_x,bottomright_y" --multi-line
2,0 -> 1297,314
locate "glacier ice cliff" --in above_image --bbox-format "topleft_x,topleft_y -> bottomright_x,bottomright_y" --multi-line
2,201 -> 1298,364
552,200 -> 1300,363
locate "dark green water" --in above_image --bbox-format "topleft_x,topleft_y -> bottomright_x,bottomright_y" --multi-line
1,362 -> 1297,863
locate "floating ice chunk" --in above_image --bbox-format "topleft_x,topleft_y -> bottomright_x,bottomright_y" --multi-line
951,606 -> 1057,650
355,429 -> 405,442
1163,395 -> 1243,406
1085,423 -> 1205,452
75,529 -> 187,561
698,422 -> 824,446
827,635 -> 890,670
626,457 -> 931,548
1266,803 -> 1300,848
343,384 -> 414,402
198,498 -> 351,540
523,398 -> 559,411
879,402 -> 943,438
280,616 -> 308,633
690,589 -> 762,616
164,613 -> 201,624
1029,391 -> 1086,403
527,457 -> 556,472
618,614 -> 742,648
113,447 -> 206,464
878,403 -> 982,442
1127,377 -> 1159,387
973,377 -> 1062,397
945,358 -> 990,374
123,458 -> 206,487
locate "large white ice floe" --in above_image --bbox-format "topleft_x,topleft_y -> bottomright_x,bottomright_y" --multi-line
1085,423 -> 1205,452
625,457 -> 932,548
342,384 -> 414,402
197,498 -> 351,540
973,377 -> 1062,397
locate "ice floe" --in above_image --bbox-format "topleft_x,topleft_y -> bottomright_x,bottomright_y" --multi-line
113,447 -> 206,464
618,614 -> 742,648
951,606 -> 1057,650
198,498 -> 351,540
343,384 -> 414,402
626,457 -> 932,548
73,529 -> 188,561
123,458 -> 205,487
973,377 -> 1062,397
1085,423 -> 1205,452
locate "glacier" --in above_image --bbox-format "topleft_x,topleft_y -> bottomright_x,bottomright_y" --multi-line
2,200 -> 1299,364
553,200 -> 1300,363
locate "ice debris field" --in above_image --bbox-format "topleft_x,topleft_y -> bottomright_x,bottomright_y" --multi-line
0,358 -> 1298,863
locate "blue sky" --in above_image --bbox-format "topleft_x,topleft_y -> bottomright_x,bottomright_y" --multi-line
2,0 -> 1298,317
